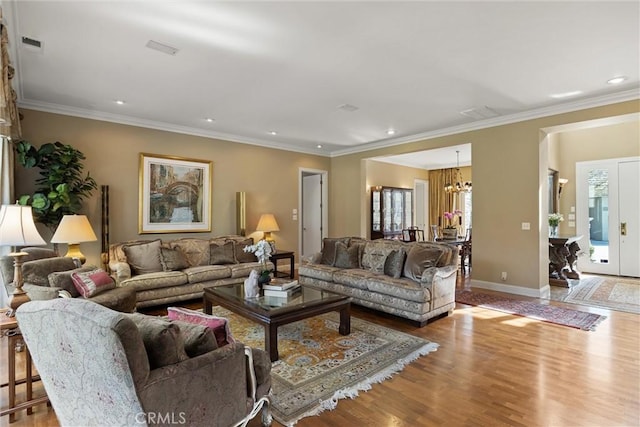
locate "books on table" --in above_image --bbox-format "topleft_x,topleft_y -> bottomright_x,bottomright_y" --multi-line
262,279 -> 298,291
263,284 -> 300,298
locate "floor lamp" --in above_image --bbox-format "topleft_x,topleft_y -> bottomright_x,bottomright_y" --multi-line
0,205 -> 46,317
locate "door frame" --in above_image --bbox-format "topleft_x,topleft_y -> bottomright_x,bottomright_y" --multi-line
298,168 -> 329,258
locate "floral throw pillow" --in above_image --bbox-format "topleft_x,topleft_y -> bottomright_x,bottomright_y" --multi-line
167,307 -> 235,348
71,269 -> 116,298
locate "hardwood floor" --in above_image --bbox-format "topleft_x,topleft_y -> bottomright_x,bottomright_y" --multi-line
2,277 -> 638,427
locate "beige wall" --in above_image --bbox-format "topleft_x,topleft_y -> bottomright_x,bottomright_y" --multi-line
329,100 -> 639,295
16,110 -> 330,266
555,120 -> 640,234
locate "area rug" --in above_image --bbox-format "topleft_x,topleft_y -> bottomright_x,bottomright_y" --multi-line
455,290 -> 606,331
560,276 -> 640,314
209,306 -> 438,426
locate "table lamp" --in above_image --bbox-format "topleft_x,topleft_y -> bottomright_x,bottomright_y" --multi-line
0,204 -> 46,316
51,214 -> 97,264
256,213 -> 279,243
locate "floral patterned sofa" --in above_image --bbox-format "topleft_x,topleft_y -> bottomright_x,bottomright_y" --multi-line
109,236 -> 273,308
299,237 -> 458,326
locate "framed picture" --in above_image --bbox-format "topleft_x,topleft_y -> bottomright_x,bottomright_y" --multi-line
139,153 -> 212,233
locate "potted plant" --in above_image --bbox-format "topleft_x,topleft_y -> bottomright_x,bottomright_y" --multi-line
243,239 -> 273,285
548,213 -> 564,237
15,140 -> 97,233
442,210 -> 462,240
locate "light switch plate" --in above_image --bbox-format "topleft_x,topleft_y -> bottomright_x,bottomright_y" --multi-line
522,222 -> 530,230
568,213 -> 575,220
569,221 -> 575,227
571,206 -> 576,212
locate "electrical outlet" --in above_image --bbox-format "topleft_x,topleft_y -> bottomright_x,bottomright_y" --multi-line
501,272 -> 507,281
521,222 -> 530,230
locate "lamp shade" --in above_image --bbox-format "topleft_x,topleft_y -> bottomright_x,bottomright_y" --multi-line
51,215 -> 97,244
0,205 -> 46,247
256,214 -> 280,232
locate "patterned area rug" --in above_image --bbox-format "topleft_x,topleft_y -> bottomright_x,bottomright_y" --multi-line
455,290 -> 606,331
210,307 -> 438,426
560,276 -> 640,314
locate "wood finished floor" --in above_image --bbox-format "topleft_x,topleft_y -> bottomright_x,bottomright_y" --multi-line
1,276 -> 639,427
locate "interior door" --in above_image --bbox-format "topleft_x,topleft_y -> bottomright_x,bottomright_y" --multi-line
619,160 -> 640,277
302,174 -> 322,256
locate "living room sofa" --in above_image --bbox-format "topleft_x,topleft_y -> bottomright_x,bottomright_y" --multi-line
298,237 -> 458,326
109,236 -> 273,308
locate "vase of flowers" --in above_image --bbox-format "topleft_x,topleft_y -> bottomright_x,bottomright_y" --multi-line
243,239 -> 273,285
548,213 -> 564,237
442,210 -> 463,239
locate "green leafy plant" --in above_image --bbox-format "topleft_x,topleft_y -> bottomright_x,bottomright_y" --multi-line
16,140 -> 97,230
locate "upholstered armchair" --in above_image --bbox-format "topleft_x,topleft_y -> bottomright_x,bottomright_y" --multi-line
17,298 -> 272,427
0,247 -> 136,312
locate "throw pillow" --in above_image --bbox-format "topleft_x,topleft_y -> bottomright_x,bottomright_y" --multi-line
126,313 -> 189,369
233,238 -> 257,263
159,247 -> 189,271
320,237 -> 349,266
48,266 -> 98,298
402,245 -> 443,281
167,307 -> 234,348
170,239 -> 210,267
384,249 -> 406,279
170,320 -> 218,357
71,269 -> 116,298
209,241 -> 237,265
123,240 -> 163,275
333,242 -> 360,269
22,257 -> 78,287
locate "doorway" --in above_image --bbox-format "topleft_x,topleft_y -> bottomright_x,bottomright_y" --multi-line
576,158 -> 640,277
299,168 -> 328,258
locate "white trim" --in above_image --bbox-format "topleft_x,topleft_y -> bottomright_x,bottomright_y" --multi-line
470,279 -> 551,299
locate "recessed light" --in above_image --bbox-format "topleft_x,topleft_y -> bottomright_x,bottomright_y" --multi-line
550,91 -> 582,99
205,118 -> 215,123
607,76 -> 627,85
269,131 -> 277,136
317,144 -> 323,149
386,129 -> 396,136
115,100 -> 125,105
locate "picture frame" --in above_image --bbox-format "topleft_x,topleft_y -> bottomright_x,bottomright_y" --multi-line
139,153 -> 212,234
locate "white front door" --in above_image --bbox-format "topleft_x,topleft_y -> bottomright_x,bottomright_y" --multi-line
576,158 -> 640,277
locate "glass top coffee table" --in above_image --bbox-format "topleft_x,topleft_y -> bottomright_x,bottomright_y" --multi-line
203,284 -> 351,361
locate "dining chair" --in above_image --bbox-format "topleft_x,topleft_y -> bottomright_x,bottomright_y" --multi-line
460,228 -> 472,275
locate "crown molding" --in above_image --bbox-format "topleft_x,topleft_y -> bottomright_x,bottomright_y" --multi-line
17,99 -> 328,157
330,88 -> 640,157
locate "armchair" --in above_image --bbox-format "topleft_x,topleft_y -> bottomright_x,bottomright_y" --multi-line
17,298 -> 272,427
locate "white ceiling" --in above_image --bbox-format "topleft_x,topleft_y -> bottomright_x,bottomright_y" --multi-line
4,1 -> 639,158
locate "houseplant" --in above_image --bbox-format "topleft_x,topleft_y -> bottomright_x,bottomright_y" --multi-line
243,239 -> 273,285
442,210 -> 462,239
16,140 -> 97,232
548,213 -> 564,237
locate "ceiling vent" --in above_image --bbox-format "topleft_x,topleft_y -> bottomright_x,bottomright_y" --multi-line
146,40 -> 179,56
337,103 -> 359,112
21,36 -> 43,52
460,106 -> 500,120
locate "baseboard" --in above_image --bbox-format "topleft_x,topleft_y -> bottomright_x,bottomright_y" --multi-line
470,279 -> 551,299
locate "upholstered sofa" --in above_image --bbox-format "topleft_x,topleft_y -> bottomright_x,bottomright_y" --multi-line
299,237 -> 458,326
109,236 -> 273,308
17,298 -> 272,427
0,247 -> 136,312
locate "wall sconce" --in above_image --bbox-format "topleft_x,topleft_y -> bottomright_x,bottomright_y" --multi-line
256,213 -> 279,243
0,205 -> 46,316
558,178 -> 569,195
51,215 -> 97,264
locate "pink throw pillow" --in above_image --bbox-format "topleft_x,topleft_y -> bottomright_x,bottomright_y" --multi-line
71,269 -> 116,298
167,307 -> 235,347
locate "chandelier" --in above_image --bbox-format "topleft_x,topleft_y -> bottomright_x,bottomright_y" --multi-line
444,150 -> 472,193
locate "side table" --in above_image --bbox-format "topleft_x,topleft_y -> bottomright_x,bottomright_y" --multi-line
270,250 -> 295,279
0,312 -> 48,422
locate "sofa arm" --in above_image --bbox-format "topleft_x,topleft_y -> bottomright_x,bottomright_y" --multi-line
109,261 -> 131,285
23,283 -> 61,301
301,252 -> 321,264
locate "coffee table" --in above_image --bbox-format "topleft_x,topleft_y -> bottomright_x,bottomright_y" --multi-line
203,284 -> 351,361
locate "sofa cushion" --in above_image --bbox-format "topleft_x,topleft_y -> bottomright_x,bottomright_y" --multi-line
170,239 -> 210,267
22,257 -> 78,287
48,265 -> 97,298
167,307 -> 234,348
123,240 -> 163,275
320,237 -> 349,266
384,248 -> 406,279
403,245 -> 443,281
333,268 -> 379,290
126,313 -> 189,369
159,247 -> 189,271
366,275 -> 431,303
120,271 -> 188,291
233,238 -> 257,263
334,242 -> 360,269
70,268 -> 117,298
184,265 -> 231,283
209,241 -> 237,265
89,286 -> 137,313
170,319 -> 218,357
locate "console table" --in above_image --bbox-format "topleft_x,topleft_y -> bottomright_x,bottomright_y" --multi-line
549,235 -> 583,287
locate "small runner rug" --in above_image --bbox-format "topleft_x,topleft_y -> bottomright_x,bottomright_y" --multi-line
209,306 -> 438,426
561,276 -> 640,314
455,290 -> 606,331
